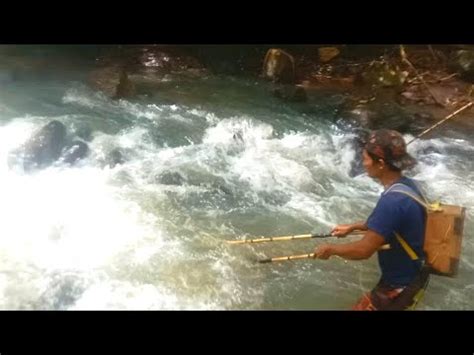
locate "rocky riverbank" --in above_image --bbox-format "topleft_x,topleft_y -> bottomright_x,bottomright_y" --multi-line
85,45 -> 473,133
4,44 -> 471,135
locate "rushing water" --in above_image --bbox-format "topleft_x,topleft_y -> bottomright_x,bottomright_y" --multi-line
0,46 -> 472,309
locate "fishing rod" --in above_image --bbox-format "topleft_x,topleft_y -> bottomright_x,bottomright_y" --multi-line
226,230 -> 365,245
406,101 -> 473,145
258,244 -> 391,264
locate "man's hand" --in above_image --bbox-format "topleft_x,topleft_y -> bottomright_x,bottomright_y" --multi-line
331,224 -> 354,237
313,244 -> 334,260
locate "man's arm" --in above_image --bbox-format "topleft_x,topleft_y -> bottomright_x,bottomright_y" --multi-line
314,229 -> 386,260
331,221 -> 368,237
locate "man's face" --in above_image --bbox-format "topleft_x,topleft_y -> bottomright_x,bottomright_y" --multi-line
362,149 -> 382,178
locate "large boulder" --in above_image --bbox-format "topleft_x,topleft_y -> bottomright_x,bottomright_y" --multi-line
262,48 -> 296,84
9,120 -> 67,172
451,49 -> 474,82
338,89 -> 416,133
8,121 -> 91,171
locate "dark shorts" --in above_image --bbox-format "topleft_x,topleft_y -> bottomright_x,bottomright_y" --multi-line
352,267 -> 431,311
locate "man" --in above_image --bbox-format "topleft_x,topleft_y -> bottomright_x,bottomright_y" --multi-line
314,129 -> 430,310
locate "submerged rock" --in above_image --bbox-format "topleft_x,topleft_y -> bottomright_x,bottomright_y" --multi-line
107,149 -> 126,168
157,171 -> 186,186
272,84 -> 308,102
9,120 -> 67,172
60,141 -> 89,165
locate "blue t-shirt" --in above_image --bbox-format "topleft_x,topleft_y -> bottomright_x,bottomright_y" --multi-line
366,177 -> 426,287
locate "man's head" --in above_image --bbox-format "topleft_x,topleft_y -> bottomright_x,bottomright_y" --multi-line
362,129 -> 416,178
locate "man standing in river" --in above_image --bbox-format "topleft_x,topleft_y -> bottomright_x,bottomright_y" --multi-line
314,129 -> 430,310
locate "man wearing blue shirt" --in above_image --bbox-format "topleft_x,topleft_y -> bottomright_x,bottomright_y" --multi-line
314,129 -> 430,310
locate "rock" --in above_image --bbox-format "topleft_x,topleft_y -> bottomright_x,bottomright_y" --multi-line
272,84 -> 308,102
157,171 -> 185,185
184,45 -> 266,75
417,145 -> 443,166
451,50 -> 474,82
262,48 -> 295,84
358,61 -> 408,88
318,47 -> 340,63
72,124 -> 93,142
107,149 -> 125,168
398,87 -> 429,105
87,66 -> 136,99
232,131 -> 244,143
212,182 -> 233,196
418,145 -> 442,155
413,112 -> 433,121
60,141 -> 89,165
340,98 -> 415,133
115,69 -> 136,99
89,46 -> 215,99
37,272 -> 85,310
349,105 -> 375,127
9,120 -> 67,172
292,85 -> 308,102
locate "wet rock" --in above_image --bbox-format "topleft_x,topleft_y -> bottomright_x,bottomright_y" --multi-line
115,69 -> 136,99
451,49 -> 474,82
72,124 -> 93,142
107,149 -> 125,168
318,47 -> 340,63
9,120 -> 67,172
418,145 -> 442,155
341,99 -> 415,133
38,273 -> 85,310
346,105 -> 377,128
232,131 -> 244,143
262,48 -> 296,84
89,46 -> 214,99
358,61 -> 408,88
184,45 -> 266,76
88,66 -> 136,99
272,84 -> 308,102
210,181 -> 234,196
60,141 -> 89,165
157,171 -> 185,186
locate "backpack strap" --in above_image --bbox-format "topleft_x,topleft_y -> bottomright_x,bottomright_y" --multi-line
394,232 -> 419,261
385,183 -> 442,212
